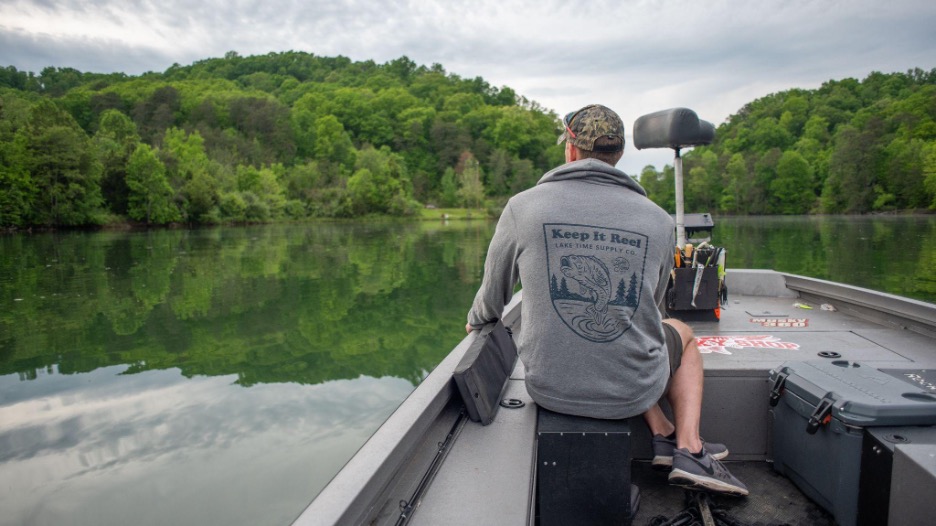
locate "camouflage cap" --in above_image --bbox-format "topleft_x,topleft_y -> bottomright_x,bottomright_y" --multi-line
557,104 -> 626,152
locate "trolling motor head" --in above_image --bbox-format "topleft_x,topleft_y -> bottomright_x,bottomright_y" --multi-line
632,107 -> 715,248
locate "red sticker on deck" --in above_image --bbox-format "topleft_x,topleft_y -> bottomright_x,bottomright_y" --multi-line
696,335 -> 801,355
749,317 -> 809,328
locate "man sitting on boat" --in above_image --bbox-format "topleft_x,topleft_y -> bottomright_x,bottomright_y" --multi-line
465,104 -> 748,496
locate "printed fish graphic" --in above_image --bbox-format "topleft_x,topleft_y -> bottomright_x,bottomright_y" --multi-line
560,255 -> 612,325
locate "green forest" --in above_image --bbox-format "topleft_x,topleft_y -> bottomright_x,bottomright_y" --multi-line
639,68 -> 936,215
0,52 -> 562,227
1,52 -> 935,228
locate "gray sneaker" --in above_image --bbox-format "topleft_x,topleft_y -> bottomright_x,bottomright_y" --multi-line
668,448 -> 749,496
651,435 -> 728,469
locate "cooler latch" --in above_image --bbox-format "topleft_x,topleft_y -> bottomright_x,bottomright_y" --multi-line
768,371 -> 789,407
806,396 -> 835,434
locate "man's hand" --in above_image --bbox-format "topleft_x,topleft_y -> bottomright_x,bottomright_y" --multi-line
465,323 -> 473,334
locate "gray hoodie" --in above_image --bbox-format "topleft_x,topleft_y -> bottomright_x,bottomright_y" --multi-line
467,158 -> 675,419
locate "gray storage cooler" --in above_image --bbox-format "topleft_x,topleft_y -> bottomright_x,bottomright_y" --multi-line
768,360 -> 936,526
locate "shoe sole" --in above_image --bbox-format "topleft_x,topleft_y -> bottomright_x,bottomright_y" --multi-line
652,449 -> 729,469
668,468 -> 749,496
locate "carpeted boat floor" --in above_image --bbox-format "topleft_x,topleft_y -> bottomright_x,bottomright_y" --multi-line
631,460 -> 836,526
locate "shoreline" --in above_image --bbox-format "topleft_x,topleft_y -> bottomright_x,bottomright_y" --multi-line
4,208 -> 934,235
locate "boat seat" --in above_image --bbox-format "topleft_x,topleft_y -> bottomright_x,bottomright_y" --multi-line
536,407 -> 637,525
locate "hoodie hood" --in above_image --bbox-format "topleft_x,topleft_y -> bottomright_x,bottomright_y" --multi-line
536,159 -> 647,197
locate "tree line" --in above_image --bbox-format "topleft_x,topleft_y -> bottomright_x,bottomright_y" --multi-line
2,54 -> 935,227
639,68 -> 936,215
0,51 -> 563,227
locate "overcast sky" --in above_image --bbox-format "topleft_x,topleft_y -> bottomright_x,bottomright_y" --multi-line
2,0 -> 935,173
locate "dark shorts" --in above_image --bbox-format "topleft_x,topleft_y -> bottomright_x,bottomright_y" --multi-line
663,321 -> 684,377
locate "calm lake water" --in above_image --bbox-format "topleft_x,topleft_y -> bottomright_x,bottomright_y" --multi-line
0,215 -> 934,526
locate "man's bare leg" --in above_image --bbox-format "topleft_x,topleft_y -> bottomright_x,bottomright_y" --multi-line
642,403 -> 675,437
652,320 -> 748,495
662,319 -> 704,453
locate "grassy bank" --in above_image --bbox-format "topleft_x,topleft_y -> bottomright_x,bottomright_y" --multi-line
417,208 -> 494,221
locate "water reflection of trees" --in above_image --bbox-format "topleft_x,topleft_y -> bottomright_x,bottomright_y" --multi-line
714,215 -> 936,302
0,222 -> 494,386
6,217 -> 932,386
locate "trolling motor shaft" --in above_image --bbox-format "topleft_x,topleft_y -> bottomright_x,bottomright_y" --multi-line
632,107 -> 715,248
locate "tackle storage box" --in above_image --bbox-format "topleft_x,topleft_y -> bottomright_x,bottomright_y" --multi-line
665,243 -> 726,321
769,361 -> 936,526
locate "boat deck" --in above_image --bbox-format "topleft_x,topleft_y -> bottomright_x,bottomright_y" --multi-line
296,270 -> 936,526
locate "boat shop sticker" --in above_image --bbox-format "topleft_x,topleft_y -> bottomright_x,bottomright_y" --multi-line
544,223 -> 648,343
696,335 -> 801,355
749,317 -> 809,328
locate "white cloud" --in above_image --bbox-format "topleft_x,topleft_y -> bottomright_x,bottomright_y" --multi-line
0,365 -> 414,526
